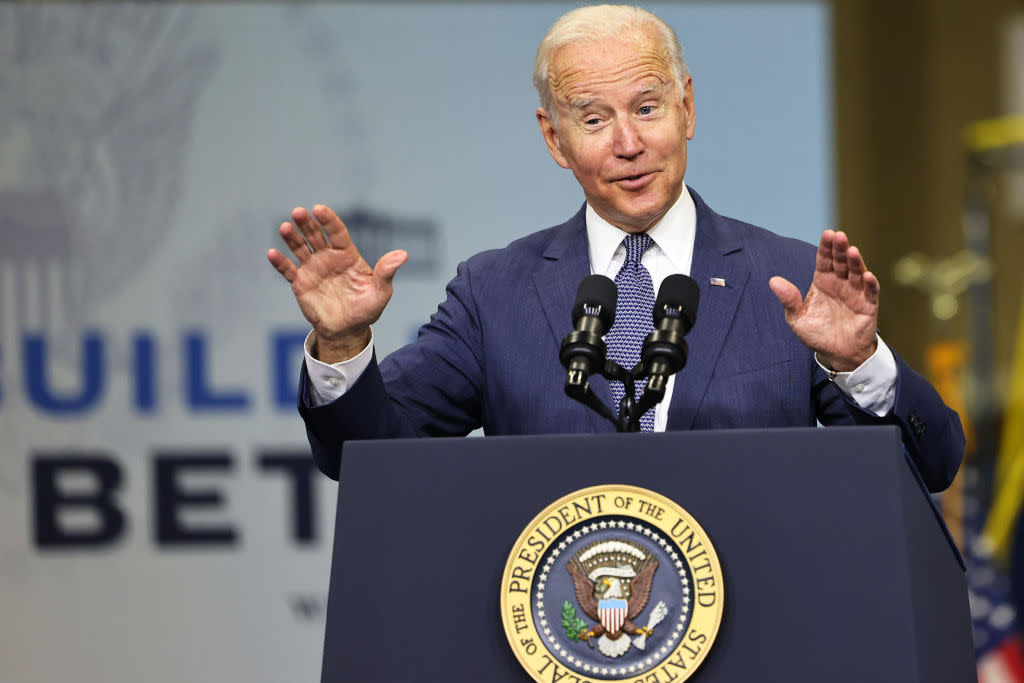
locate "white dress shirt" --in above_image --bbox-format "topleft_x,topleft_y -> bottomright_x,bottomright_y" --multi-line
304,184 -> 898,422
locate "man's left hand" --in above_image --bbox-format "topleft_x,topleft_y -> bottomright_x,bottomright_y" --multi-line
769,230 -> 879,372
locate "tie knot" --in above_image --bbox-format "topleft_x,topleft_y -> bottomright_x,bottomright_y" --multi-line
622,233 -> 654,267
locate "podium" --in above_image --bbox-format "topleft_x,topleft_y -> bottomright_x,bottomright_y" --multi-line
321,426 -> 973,682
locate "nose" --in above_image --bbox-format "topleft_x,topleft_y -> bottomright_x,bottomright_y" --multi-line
612,118 -> 644,159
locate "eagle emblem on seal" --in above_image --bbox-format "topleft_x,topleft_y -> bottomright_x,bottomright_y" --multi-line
564,539 -> 668,658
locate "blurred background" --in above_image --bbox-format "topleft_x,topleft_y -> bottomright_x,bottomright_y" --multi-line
0,1 -> 1022,681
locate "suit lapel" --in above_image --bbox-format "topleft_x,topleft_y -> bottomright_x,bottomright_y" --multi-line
666,193 -> 750,429
532,208 -> 615,432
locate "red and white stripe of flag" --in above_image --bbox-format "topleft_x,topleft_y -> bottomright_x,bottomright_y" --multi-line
979,635 -> 1024,683
598,600 -> 627,635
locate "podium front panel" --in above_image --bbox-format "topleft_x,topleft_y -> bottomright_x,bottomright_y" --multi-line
321,427 -> 972,683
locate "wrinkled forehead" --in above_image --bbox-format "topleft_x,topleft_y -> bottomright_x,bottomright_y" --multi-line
547,33 -> 676,107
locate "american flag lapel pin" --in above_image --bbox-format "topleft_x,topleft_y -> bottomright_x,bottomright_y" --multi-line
709,277 -> 726,287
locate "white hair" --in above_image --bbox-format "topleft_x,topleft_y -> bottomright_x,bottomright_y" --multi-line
532,5 -> 690,126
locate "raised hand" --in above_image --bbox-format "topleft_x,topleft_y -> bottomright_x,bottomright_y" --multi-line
769,230 -> 879,372
267,204 -> 407,364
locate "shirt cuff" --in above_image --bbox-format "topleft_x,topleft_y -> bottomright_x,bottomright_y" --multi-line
303,330 -> 375,406
815,334 -> 897,417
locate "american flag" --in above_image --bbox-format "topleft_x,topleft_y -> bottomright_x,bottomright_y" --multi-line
965,475 -> 1024,682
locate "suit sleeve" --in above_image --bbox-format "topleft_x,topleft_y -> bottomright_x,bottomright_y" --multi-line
298,259 -> 487,479
814,349 -> 965,493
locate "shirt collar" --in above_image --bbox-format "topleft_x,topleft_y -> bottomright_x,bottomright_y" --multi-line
585,183 -> 697,274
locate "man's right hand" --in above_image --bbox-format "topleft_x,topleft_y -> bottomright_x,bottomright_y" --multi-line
267,204 -> 407,364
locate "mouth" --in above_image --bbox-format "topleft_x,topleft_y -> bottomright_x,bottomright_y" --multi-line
613,171 -> 656,189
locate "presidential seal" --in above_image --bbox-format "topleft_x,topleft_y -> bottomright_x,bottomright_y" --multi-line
500,485 -> 724,682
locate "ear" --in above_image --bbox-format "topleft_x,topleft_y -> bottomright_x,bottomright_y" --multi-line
537,108 -> 571,169
682,76 -> 696,140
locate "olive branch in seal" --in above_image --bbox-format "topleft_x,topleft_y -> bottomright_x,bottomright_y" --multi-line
561,601 -> 588,641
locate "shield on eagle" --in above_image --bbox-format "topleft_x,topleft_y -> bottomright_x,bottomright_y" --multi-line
597,598 -> 628,635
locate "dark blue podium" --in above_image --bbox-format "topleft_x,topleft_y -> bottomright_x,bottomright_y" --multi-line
321,426 -> 973,682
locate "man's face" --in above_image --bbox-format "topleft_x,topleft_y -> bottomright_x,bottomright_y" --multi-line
537,31 -> 695,234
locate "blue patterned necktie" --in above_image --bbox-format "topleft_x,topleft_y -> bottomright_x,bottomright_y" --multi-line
605,233 -> 656,431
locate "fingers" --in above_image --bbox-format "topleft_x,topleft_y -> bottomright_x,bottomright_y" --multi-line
278,221 -> 312,264
846,245 -> 865,288
285,204 -> 358,258
862,269 -> 881,304
831,231 -> 850,279
291,206 -> 330,252
312,204 -> 356,251
282,204 -> 359,259
815,229 -> 835,274
818,229 -> 876,294
267,248 -> 298,282
769,276 -> 802,315
374,250 -> 409,285
844,246 -> 880,305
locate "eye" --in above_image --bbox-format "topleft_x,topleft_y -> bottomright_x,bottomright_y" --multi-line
638,105 -> 655,115
585,117 -> 602,126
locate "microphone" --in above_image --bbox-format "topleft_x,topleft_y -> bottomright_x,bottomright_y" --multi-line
636,274 -> 700,405
559,275 -> 617,398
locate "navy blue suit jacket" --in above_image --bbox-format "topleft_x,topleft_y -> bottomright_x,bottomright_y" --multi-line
299,189 -> 964,490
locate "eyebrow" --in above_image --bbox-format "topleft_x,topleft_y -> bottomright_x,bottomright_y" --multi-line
637,82 -> 664,97
569,96 -> 594,111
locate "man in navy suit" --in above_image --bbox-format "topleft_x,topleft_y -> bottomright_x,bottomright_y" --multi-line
267,5 -> 963,488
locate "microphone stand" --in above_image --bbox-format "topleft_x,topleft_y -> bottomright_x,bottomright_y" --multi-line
622,323 -> 689,430
624,366 -> 666,431
562,274 -> 696,432
564,358 -> 673,433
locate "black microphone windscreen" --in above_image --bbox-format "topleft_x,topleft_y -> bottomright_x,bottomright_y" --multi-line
572,274 -> 617,329
654,274 -> 700,328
